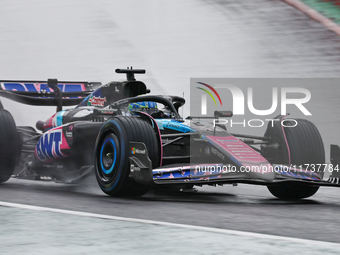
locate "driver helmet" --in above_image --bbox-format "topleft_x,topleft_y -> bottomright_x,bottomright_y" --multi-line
128,101 -> 159,115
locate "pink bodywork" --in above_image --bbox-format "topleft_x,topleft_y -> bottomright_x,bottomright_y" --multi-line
207,135 -> 273,174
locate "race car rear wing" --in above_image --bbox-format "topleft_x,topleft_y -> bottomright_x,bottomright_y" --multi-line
0,79 -> 102,110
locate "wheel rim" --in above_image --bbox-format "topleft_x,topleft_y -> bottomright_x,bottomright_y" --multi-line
99,135 -> 118,181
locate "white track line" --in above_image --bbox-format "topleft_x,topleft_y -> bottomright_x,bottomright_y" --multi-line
1,201 -> 340,247
281,0 -> 340,36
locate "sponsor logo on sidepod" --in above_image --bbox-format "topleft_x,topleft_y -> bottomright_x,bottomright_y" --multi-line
88,95 -> 107,106
35,129 -> 68,162
131,147 -> 146,155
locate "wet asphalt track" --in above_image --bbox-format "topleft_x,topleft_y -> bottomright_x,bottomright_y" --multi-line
1,0 -> 340,247
1,175 -> 340,243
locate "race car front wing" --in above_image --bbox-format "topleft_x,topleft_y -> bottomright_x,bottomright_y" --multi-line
129,142 -> 340,188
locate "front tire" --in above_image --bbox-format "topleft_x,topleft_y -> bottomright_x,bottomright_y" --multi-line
266,119 -> 324,199
94,116 -> 160,197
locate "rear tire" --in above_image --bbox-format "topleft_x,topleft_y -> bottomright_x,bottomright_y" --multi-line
267,119 -> 324,199
0,110 -> 19,183
94,116 -> 160,197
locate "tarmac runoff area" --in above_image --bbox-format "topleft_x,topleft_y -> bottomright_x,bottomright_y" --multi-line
1,202 -> 340,255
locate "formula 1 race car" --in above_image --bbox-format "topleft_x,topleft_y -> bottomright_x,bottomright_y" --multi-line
1,68 -> 340,199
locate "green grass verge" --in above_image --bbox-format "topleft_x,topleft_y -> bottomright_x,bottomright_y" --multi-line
300,0 -> 340,24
